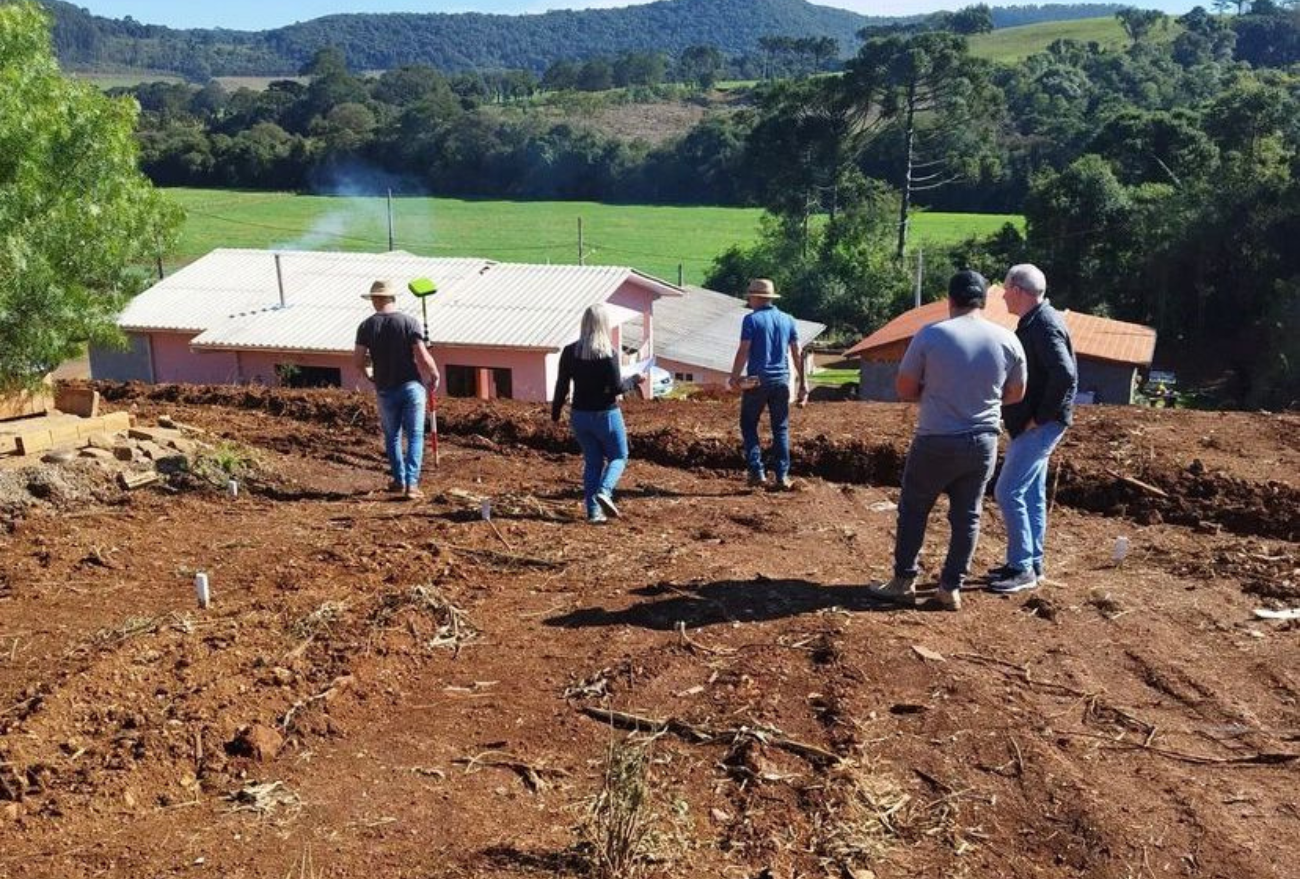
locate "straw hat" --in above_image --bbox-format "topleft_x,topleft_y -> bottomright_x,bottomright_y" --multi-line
362,279 -> 397,300
746,278 -> 779,299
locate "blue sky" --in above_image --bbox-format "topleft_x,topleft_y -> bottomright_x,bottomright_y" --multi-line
72,1 -> 1195,31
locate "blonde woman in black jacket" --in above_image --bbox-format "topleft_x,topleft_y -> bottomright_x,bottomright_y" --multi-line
551,304 -> 645,523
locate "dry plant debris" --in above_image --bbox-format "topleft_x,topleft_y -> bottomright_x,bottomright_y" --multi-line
226,780 -> 302,820
580,736 -> 659,879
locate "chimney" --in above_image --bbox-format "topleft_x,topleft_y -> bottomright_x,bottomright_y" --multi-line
274,253 -> 286,308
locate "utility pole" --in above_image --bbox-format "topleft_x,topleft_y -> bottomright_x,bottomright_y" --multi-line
577,217 -> 585,266
386,189 -> 395,252
914,248 -> 924,308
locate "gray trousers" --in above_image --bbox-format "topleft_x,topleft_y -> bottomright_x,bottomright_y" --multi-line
893,432 -> 998,590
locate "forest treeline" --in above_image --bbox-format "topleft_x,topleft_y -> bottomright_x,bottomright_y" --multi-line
44,0 -> 1121,78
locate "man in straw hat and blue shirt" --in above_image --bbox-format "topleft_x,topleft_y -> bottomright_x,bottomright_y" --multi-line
353,279 -> 441,500
870,270 -> 1026,611
728,278 -> 809,491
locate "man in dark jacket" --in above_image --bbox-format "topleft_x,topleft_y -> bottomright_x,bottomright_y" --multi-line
990,264 -> 1078,593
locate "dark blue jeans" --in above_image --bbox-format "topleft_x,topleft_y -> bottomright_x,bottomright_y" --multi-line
376,381 -> 425,488
894,431 -> 998,591
740,382 -> 790,480
570,408 -> 629,517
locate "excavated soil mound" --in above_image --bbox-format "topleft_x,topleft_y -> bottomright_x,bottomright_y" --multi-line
90,382 -> 1298,541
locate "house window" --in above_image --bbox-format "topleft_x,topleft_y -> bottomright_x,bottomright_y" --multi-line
444,365 -> 514,400
491,368 -> 513,400
276,364 -> 341,388
445,365 -> 477,398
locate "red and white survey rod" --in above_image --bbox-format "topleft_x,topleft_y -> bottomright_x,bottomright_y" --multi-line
408,277 -> 440,468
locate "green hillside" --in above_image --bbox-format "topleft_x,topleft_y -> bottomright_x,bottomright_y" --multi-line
968,16 -> 1179,63
165,188 -> 1022,287
43,0 -> 1127,79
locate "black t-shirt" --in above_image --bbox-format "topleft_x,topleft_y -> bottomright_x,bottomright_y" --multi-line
355,312 -> 423,390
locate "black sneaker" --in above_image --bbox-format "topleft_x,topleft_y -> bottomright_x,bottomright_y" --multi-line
985,564 -> 1018,582
989,568 -> 1040,594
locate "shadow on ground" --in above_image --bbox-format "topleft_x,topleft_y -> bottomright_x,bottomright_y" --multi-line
544,576 -> 944,631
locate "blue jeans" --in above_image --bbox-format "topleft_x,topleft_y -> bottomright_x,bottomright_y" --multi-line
995,421 -> 1068,574
571,408 -> 629,517
377,381 -> 426,488
740,382 -> 790,480
894,432 -> 999,590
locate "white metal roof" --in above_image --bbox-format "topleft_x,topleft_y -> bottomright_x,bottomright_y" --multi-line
127,249 -> 681,354
421,263 -> 679,351
123,249 -> 490,334
625,285 -> 825,373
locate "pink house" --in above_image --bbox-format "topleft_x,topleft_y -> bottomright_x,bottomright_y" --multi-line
91,249 -> 681,402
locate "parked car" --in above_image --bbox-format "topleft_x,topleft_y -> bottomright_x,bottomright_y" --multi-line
649,365 -> 674,398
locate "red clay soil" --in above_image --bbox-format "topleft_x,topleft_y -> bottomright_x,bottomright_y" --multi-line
1,386 -> 1297,879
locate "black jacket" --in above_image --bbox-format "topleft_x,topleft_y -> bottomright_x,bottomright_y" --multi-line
551,343 -> 639,421
1002,301 -> 1077,437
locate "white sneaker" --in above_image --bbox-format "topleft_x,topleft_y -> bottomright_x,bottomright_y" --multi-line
595,492 -> 620,519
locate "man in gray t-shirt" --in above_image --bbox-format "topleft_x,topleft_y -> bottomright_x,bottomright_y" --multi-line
870,270 -> 1027,612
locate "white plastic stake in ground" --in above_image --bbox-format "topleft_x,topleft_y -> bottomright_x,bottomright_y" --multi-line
195,572 -> 211,608
1113,536 -> 1130,563
228,479 -> 239,499
480,499 -> 492,521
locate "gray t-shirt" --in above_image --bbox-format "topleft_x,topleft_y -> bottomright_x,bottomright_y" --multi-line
898,312 -> 1027,436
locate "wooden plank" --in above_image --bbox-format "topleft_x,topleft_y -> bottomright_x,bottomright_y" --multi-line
47,422 -> 84,447
15,430 -> 54,456
77,412 -> 130,439
0,378 -> 53,422
54,387 -> 100,418
101,411 -> 132,432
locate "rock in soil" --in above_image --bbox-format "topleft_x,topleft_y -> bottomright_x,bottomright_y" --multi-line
228,724 -> 284,763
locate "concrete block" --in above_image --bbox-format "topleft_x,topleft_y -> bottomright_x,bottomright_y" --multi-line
55,387 -> 100,418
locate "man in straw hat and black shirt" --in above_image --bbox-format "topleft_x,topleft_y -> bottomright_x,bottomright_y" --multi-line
727,278 -> 809,490
870,270 -> 1026,611
353,279 -> 441,500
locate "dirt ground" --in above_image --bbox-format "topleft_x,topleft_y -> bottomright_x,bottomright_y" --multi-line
1,385 -> 1296,879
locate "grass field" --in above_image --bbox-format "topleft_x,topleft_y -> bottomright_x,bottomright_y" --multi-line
70,70 -> 186,89
165,188 -> 1022,285
968,16 -> 1180,63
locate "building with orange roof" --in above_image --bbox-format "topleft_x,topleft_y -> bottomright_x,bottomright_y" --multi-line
845,288 -> 1157,404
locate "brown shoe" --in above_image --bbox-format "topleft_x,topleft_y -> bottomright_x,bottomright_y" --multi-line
386,480 -> 404,494
933,588 -> 962,612
869,576 -> 916,606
